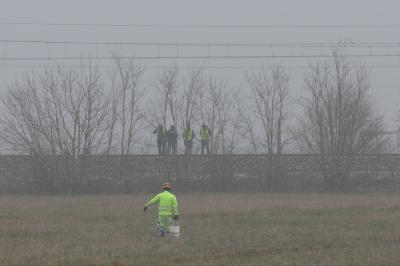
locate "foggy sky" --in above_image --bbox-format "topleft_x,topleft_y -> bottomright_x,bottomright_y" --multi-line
0,0 -> 399,129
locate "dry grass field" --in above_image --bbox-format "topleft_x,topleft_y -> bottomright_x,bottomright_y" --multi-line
1,193 -> 400,265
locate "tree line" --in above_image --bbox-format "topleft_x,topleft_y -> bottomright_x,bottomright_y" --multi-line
0,51 -> 392,192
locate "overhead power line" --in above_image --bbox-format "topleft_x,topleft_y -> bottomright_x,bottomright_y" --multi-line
1,39 -> 400,48
2,22 -> 400,29
2,64 -> 400,70
1,54 -> 400,61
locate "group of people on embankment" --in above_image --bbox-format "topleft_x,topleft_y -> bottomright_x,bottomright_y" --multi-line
153,122 -> 211,155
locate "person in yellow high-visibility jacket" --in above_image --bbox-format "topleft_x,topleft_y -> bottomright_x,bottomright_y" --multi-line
183,122 -> 195,155
200,124 -> 211,155
144,182 -> 179,236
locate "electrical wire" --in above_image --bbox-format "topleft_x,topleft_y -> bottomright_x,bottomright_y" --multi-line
1,64 -> 400,70
2,22 -> 400,29
1,54 -> 400,61
1,39 -> 400,48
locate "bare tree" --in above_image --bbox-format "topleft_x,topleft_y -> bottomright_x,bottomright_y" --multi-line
151,65 -> 180,128
186,76 -> 243,191
112,56 -> 145,156
104,76 -> 119,155
1,74 -> 49,156
40,66 -> 110,187
0,65 -> 111,191
175,67 -> 205,155
178,67 -> 205,130
296,53 -> 386,191
112,56 -> 145,188
238,106 -> 264,188
244,66 -> 290,190
199,78 -> 241,154
143,65 -> 181,154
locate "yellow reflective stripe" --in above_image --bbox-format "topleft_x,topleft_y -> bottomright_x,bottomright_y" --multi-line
158,206 -> 173,210
158,206 -> 178,214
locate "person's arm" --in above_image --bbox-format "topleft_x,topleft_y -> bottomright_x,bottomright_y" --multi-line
145,193 -> 160,207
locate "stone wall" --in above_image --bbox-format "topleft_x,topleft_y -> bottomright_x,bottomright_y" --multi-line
0,154 -> 400,193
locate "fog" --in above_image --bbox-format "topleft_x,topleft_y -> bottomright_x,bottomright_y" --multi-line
1,3 -> 400,265
1,0 -> 399,130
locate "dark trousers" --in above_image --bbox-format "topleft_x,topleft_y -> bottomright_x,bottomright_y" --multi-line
201,140 -> 210,155
157,140 -> 166,155
167,141 -> 177,155
184,140 -> 193,155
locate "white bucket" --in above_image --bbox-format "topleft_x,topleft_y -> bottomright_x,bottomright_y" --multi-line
169,221 -> 180,238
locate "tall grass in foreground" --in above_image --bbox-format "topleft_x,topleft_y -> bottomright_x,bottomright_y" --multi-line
0,194 -> 400,265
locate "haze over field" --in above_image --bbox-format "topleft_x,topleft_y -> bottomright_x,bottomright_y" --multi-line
0,0 -> 399,130
1,2 -> 400,266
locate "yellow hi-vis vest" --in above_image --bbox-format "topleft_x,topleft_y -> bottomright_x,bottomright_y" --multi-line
200,128 -> 209,140
185,129 -> 193,141
145,191 -> 179,216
